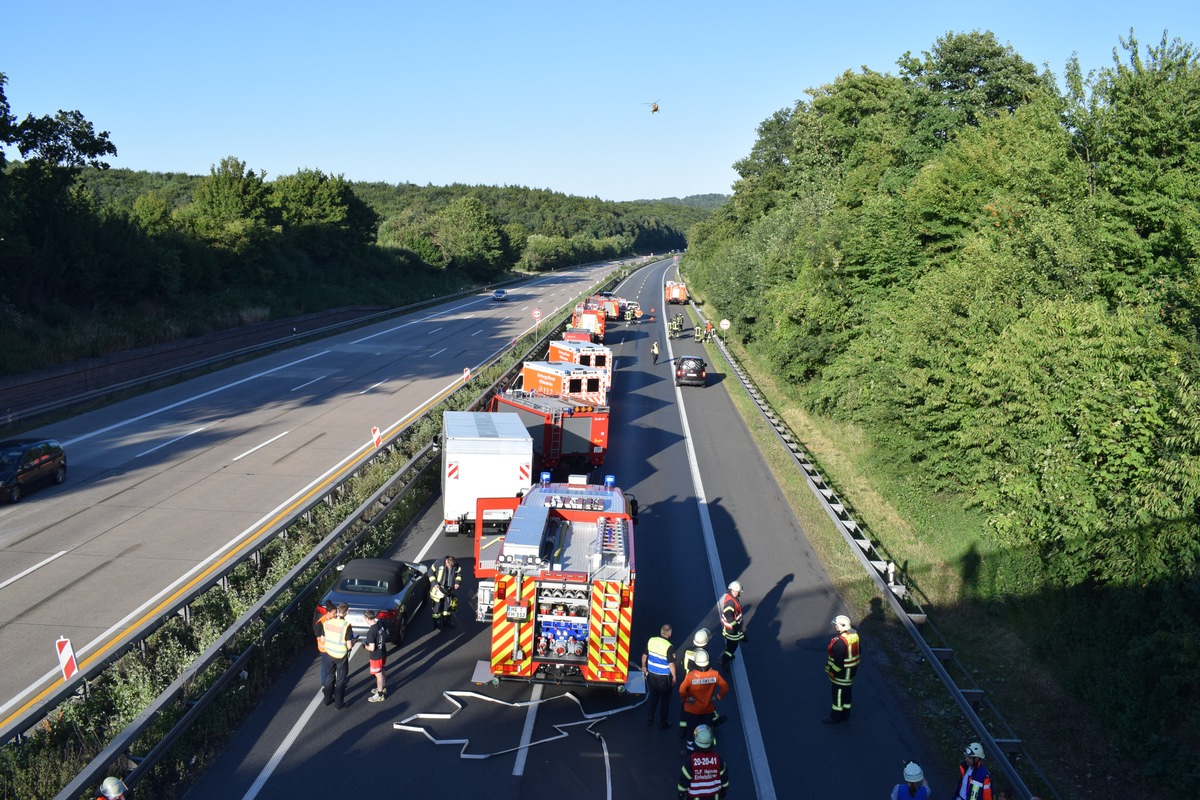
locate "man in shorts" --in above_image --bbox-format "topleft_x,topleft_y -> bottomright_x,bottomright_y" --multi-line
363,609 -> 388,702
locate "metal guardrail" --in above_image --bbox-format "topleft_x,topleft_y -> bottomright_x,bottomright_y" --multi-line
27,268 -> 632,798
689,303 -> 1059,800
55,443 -> 440,800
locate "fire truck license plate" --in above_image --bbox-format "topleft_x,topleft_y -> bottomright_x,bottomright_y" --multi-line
506,606 -> 528,622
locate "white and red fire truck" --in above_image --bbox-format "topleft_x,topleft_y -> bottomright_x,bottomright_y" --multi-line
471,474 -> 642,691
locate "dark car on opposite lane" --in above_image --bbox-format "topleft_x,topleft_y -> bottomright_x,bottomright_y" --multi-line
0,438 -> 67,503
314,559 -> 431,645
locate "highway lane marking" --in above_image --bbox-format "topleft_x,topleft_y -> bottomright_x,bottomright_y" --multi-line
289,375 -> 327,392
4,268 -> 619,734
0,551 -> 67,590
665,292 -> 777,800
0,367 -> 477,727
360,379 -> 389,394
512,683 -> 543,776
238,641 -> 362,800
232,431 -> 291,462
62,350 -> 332,448
133,422 -> 217,459
428,348 -> 447,359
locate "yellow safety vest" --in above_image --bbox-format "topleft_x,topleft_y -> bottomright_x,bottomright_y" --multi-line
323,617 -> 351,658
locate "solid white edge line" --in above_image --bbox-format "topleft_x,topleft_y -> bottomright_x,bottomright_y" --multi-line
664,288 -> 777,800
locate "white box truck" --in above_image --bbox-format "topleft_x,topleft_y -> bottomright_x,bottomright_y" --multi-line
441,411 -> 534,535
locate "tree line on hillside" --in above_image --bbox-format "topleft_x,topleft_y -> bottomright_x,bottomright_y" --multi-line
0,71 -> 710,374
683,30 -> 1200,790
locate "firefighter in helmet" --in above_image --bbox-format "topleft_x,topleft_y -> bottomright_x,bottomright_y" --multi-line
719,581 -> 745,668
957,742 -> 993,800
96,776 -> 127,799
430,555 -> 462,629
677,724 -> 728,799
822,614 -> 860,723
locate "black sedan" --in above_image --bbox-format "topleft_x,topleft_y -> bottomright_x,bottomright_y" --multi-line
314,559 -> 430,645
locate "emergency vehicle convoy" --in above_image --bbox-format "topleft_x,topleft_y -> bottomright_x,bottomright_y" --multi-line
469,474 -> 641,691
436,281 -> 666,691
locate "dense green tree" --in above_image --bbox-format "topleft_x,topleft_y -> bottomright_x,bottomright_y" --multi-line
270,169 -> 379,259
1085,32 -> 1200,325
431,196 -> 505,280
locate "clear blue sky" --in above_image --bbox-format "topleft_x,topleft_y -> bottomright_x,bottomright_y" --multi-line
4,1 -> 1196,202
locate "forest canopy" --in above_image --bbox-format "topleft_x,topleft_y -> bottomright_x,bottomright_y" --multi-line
0,71 -> 712,373
682,30 -> 1200,788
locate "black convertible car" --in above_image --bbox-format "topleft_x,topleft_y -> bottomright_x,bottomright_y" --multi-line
314,558 -> 431,645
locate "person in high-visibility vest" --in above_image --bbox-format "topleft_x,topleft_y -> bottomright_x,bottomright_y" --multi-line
313,606 -> 336,685
677,724 -> 728,799
678,649 -> 729,752
641,623 -> 676,729
957,742 -> 993,800
822,614 -> 860,723
718,581 -> 745,668
679,629 -> 720,738
430,555 -> 462,629
321,603 -> 353,709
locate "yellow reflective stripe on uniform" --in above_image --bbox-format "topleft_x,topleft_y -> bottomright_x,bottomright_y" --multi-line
323,618 -> 350,658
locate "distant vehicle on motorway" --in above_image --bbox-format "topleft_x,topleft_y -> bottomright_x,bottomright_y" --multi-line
492,289 -> 510,301
0,438 -> 67,503
314,559 -> 430,645
674,356 -> 707,387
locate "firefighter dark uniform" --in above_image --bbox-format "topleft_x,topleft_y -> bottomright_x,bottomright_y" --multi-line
641,624 -> 676,728
718,581 -> 745,667
677,724 -> 728,799
431,555 -> 462,628
823,614 -> 860,723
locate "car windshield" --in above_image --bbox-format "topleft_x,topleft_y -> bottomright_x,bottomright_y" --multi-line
340,578 -> 392,594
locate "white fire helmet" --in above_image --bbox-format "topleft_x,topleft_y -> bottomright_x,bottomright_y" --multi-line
833,615 -> 852,632
693,648 -> 710,669
964,742 -> 985,759
727,580 -> 743,594
693,724 -> 715,749
99,777 -> 127,799
693,628 -> 710,647
903,762 -> 924,783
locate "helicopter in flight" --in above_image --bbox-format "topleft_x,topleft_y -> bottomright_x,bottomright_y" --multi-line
644,99 -> 660,114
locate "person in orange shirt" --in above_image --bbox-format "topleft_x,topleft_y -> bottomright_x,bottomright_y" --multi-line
678,649 -> 729,752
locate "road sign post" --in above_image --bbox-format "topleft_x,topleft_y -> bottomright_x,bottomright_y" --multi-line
720,318 -> 731,344
532,308 -> 542,335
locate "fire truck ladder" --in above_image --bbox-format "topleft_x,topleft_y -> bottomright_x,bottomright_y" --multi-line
549,412 -> 563,463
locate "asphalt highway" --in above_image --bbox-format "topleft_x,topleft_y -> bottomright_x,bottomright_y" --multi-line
176,260 -> 946,799
0,263 -> 620,725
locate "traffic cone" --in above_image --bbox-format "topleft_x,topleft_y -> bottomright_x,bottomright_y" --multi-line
649,307 -> 656,322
